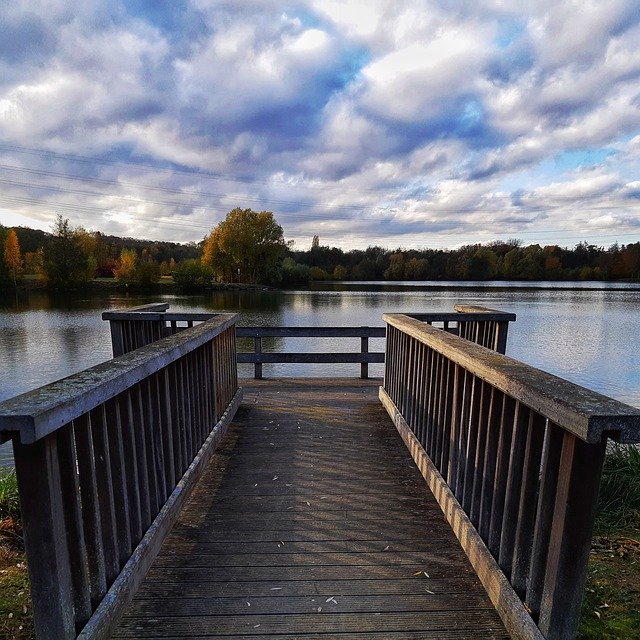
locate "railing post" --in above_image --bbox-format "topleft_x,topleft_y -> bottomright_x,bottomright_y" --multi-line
496,321 -> 509,354
361,336 -> 369,379
538,434 -> 607,639
13,434 -> 76,640
254,336 -> 263,379
109,321 -> 125,357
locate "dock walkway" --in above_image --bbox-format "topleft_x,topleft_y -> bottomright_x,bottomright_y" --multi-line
112,379 -> 508,639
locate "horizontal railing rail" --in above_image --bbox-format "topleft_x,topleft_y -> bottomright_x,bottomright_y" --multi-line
102,304 -> 516,378
0,314 -> 241,640
380,313 -> 640,640
236,326 -> 385,379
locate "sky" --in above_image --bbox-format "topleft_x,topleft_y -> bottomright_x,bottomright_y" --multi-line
0,1 -> 639,251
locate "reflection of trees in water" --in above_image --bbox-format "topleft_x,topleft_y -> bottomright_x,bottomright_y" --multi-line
0,327 -> 28,369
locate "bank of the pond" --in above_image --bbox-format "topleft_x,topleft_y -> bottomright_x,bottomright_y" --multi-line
0,469 -> 31,640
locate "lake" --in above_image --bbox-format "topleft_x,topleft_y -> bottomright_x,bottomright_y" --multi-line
1,282 -> 639,466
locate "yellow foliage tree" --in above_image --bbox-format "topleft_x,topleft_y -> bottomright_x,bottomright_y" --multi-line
202,208 -> 287,284
113,249 -> 138,284
3,229 -> 23,287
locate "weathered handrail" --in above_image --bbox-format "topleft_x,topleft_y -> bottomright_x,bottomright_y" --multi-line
380,313 -> 640,640
0,314 -> 241,640
102,304 -> 516,378
236,326 -> 385,379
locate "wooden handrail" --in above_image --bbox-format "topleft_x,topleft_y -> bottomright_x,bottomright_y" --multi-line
0,314 -> 241,640
102,305 -> 516,378
380,313 -> 640,640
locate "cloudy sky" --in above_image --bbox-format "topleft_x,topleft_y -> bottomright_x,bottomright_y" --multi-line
0,0 -> 639,250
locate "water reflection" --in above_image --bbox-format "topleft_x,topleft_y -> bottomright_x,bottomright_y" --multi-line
0,284 -> 639,467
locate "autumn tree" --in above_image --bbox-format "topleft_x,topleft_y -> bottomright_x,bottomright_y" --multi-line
202,208 -> 288,284
3,229 -> 23,287
42,215 -> 94,288
113,249 -> 138,284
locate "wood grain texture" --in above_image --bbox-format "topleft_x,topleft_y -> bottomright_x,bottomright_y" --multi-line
383,313 -> 640,444
113,379 -> 507,639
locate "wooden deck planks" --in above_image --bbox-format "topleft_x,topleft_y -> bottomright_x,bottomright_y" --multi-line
112,379 -> 509,639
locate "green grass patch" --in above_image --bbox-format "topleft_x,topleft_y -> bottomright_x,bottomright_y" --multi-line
578,445 -> 640,639
0,470 -> 19,521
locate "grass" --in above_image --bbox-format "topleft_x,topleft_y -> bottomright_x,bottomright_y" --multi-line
578,445 -> 640,639
0,469 -> 32,639
0,470 -> 19,521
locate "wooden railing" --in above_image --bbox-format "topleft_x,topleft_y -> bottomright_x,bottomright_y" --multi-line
380,313 -> 640,640
235,326 -> 385,379
0,314 -> 241,640
103,304 -> 516,378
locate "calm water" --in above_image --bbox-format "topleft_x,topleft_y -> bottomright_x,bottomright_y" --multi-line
1,282 -> 639,465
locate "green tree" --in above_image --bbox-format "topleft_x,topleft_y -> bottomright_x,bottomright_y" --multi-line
202,208 -> 288,284
3,229 -> 23,287
172,259 -> 213,291
42,215 -> 94,288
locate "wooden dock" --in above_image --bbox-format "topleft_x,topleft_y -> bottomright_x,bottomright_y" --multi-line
4,305 -> 640,640
112,379 -> 508,639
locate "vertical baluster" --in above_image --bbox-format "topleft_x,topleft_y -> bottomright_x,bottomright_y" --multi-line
434,358 -> 449,473
13,433 -> 76,639
428,351 -> 443,459
151,370 -> 168,502
422,347 -> 435,452
459,375 -> 480,508
415,342 -> 428,443
158,367 -> 176,497
120,391 -> 143,546
478,390 -> 504,542
198,347 -> 206,443
439,359 -> 456,475
497,403 -> 531,577
452,370 -> 475,505
104,397 -> 132,567
383,325 -> 391,394
142,378 -> 162,515
469,384 -> 493,527
89,405 -> 119,585
525,421 -> 564,618
73,414 -> 107,607
56,424 -> 92,631
407,338 -> 418,428
446,364 -> 461,487
488,396 -> 517,556
511,412 -> 546,597
130,385 -> 152,531
449,367 -> 471,496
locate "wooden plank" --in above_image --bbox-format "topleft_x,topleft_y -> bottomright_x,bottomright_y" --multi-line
124,593 -> 493,616
236,326 -> 387,338
111,611 -> 507,636
237,352 -> 385,364
113,380 -> 508,639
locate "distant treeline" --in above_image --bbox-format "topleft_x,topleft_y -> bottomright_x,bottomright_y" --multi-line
0,218 -> 199,289
285,236 -> 640,283
1,217 -> 639,291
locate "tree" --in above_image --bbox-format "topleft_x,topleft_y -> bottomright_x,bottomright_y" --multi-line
311,235 -> 320,250
202,208 -> 288,284
42,215 -> 94,288
3,229 -> 23,287
113,249 -> 138,284
173,259 -> 213,291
